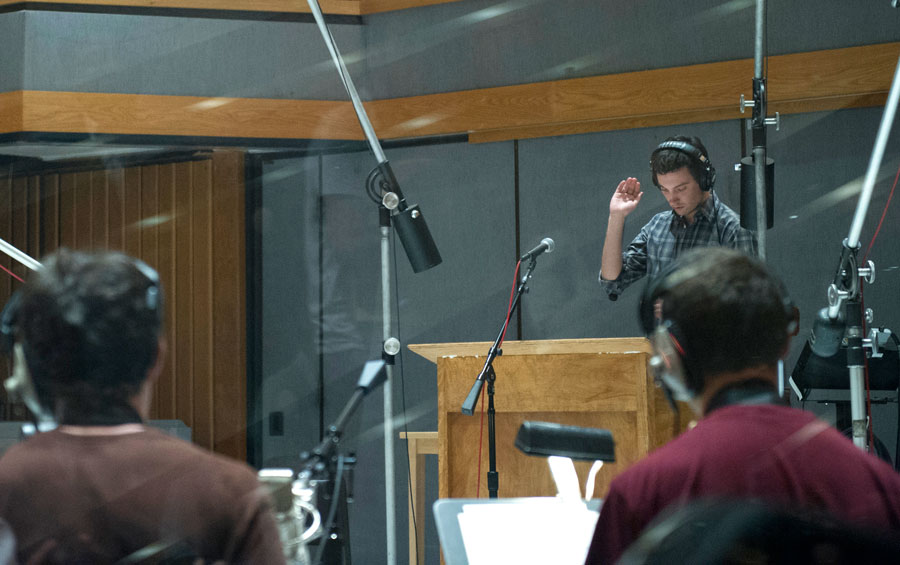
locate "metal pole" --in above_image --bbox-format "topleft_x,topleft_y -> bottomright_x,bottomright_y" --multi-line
381,223 -> 397,565
752,0 -> 767,259
307,1 -> 399,559
307,0 -> 387,165
847,53 -> 900,249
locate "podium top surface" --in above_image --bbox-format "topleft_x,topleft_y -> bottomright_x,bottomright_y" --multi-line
407,337 -> 651,364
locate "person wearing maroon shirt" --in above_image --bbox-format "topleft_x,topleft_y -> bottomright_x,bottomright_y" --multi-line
0,249 -> 286,564
585,248 -> 900,564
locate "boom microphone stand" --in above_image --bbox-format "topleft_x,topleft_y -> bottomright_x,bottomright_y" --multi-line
811,50 -> 900,451
306,3 -> 442,563
739,0 -> 780,259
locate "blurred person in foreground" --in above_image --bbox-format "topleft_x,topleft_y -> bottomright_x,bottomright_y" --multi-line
585,248 -> 900,564
0,248 -> 285,564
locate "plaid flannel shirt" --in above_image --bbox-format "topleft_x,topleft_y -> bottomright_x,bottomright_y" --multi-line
600,191 -> 758,299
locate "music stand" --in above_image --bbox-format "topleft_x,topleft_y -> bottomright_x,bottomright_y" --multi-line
433,498 -> 601,565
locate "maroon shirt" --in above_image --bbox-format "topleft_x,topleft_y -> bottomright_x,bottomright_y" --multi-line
0,426 -> 286,564
585,404 -> 900,564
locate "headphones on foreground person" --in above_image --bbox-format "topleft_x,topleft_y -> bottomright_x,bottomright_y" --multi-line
650,139 -> 717,192
0,251 -> 162,425
638,253 -> 799,409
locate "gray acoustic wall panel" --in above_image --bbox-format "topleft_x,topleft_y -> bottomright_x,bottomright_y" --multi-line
0,12 -> 25,92
20,11 -> 363,99
363,0 -> 900,99
260,155 -> 323,467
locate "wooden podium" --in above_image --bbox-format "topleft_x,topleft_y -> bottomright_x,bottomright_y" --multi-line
408,338 -> 687,501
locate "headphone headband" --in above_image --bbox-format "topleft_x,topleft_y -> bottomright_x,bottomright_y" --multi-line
651,140 -> 717,191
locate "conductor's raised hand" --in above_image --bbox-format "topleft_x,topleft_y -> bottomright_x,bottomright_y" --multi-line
609,177 -> 642,218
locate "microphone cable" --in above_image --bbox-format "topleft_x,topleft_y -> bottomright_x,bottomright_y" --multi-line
312,454 -> 348,565
392,231 -> 419,564
858,154 -> 900,456
475,259 -> 521,498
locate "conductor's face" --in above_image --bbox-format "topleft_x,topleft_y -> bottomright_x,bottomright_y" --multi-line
657,167 -> 708,223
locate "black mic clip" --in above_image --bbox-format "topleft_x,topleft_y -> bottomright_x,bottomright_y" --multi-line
519,237 -> 555,262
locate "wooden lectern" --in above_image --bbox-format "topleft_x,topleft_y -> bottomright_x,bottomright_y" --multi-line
408,338 -> 687,501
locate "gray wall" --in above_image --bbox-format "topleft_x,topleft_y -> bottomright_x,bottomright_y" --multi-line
13,11 -> 363,99
0,12 -> 24,92
363,0 -> 900,97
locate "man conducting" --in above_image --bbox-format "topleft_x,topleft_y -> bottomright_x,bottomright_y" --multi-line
585,248 -> 900,563
0,249 -> 285,564
600,135 -> 757,300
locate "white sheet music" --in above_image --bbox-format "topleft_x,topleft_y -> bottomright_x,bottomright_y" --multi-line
457,498 -> 599,565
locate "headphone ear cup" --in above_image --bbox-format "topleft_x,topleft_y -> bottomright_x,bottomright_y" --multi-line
650,322 -> 693,402
704,162 -> 716,191
5,342 -> 50,423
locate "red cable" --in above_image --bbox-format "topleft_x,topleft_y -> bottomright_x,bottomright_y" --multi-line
476,260 -> 522,497
498,261 -> 521,346
857,157 -> 900,453
863,159 -> 900,264
0,263 -> 23,283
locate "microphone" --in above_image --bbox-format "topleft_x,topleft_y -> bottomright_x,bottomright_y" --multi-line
520,237 -> 555,261
808,307 -> 845,358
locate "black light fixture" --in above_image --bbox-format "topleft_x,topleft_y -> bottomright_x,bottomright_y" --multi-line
515,421 -> 616,462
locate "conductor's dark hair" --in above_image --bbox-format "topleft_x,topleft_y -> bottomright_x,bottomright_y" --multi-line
646,248 -> 793,385
650,135 -> 711,189
17,248 -> 163,415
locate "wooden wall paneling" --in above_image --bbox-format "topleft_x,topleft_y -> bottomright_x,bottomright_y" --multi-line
58,173 -> 76,250
0,155 -> 250,462
122,168 -> 142,260
73,172 -> 92,250
27,176 -> 41,263
13,91 -> 362,141
106,169 -> 125,254
0,0 -> 464,16
0,0 -> 362,15
0,170 -> 12,300
11,176 -> 28,282
173,161 -> 194,431
358,0 -> 464,14
0,171 -> 11,418
42,174 -> 60,258
210,151 -> 246,460
140,165 -> 160,417
156,164 -> 177,420
89,170 -> 108,249
190,158 -> 214,451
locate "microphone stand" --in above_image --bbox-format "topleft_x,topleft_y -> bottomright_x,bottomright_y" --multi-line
300,361 -> 388,565
816,49 -> 900,451
461,257 -> 539,499
740,0 -> 779,259
307,3 -> 441,563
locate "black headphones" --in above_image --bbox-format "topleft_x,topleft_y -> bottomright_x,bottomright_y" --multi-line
651,140 -> 717,192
